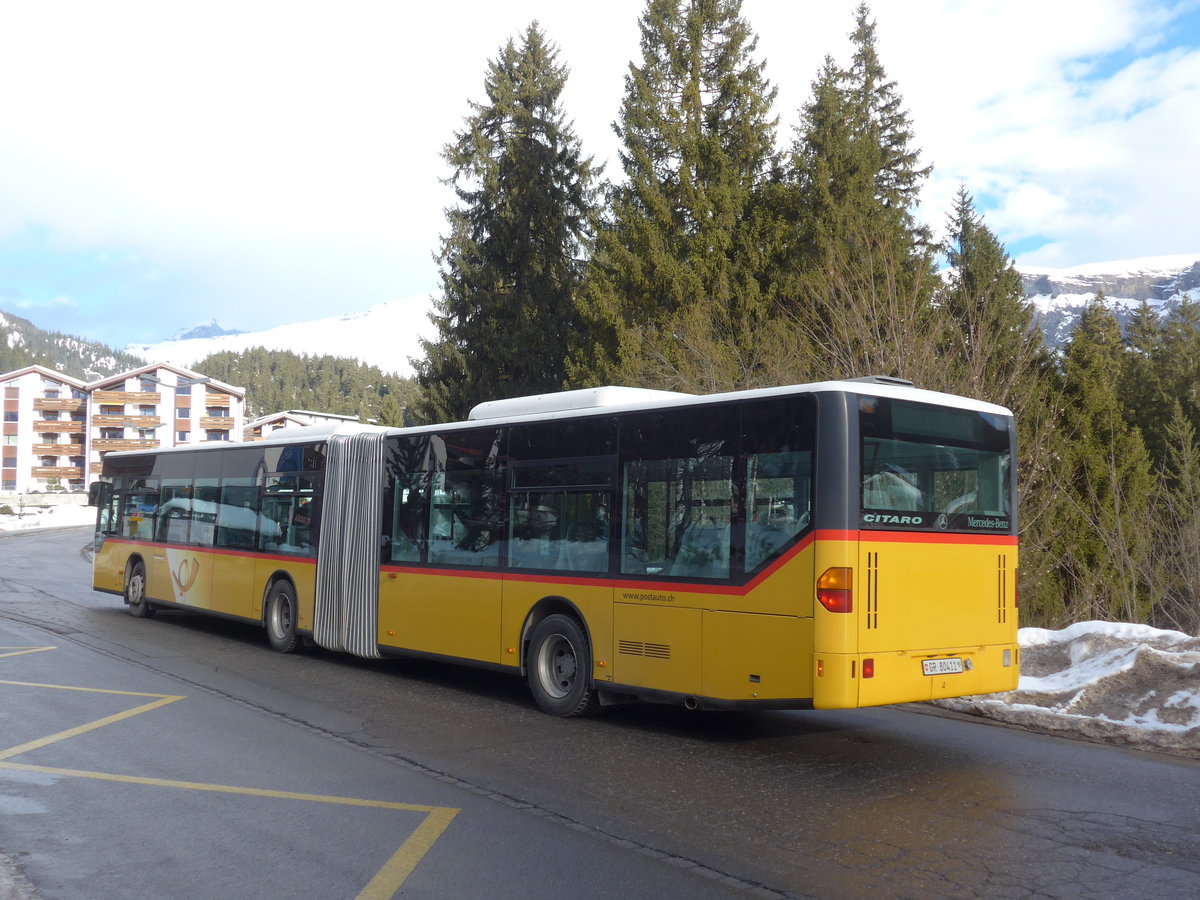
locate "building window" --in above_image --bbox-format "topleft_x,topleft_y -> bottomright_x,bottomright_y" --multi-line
139,405 -> 156,416
43,388 -> 60,399
2,457 -> 15,468
175,407 -> 189,418
205,430 -> 230,441
72,389 -> 87,399
41,457 -> 57,467
139,378 -> 157,392
70,412 -> 85,422
101,428 -> 124,440
3,412 -> 17,423
206,407 -> 230,417
177,431 -> 189,442
101,405 -> 123,415
41,410 -> 60,421
3,435 -> 16,446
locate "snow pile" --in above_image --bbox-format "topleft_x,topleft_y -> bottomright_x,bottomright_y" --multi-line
0,503 -> 96,532
938,621 -> 1200,757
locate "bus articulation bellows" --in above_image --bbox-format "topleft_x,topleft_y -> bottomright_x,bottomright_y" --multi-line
89,378 -> 1019,716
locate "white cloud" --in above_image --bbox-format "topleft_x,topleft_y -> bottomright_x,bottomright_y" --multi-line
0,0 -> 1196,342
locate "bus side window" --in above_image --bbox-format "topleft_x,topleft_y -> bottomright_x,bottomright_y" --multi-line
215,479 -> 260,550
426,431 -> 503,568
745,451 -> 812,570
621,456 -> 733,579
388,475 -> 427,563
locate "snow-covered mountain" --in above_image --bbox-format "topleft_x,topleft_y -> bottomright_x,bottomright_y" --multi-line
120,254 -> 1200,375
126,294 -> 434,377
171,318 -> 244,341
1021,254 -> 1200,349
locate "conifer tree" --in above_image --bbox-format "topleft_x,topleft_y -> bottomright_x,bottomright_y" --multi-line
1119,299 -> 1165,457
776,3 -> 936,387
940,186 -> 1047,400
1056,297 -> 1155,623
1147,297 -> 1200,456
572,0 -> 781,389
787,2 -> 931,271
416,23 -> 598,421
1147,403 -> 1200,633
938,186 -> 1066,623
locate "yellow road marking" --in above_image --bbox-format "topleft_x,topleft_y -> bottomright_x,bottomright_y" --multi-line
0,759 -> 449,811
0,681 -> 184,760
357,806 -> 460,900
1,664 -> 461,898
0,646 -> 56,659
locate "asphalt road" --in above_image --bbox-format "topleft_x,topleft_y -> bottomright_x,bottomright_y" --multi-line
3,526 -> 1199,898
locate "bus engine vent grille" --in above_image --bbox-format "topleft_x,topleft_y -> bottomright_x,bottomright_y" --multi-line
619,640 -> 671,659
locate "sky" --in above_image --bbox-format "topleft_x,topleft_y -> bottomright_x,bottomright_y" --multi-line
0,0 -> 1198,348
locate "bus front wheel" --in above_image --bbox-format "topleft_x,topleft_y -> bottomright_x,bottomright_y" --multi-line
527,614 -> 600,717
265,581 -> 300,653
124,562 -> 155,618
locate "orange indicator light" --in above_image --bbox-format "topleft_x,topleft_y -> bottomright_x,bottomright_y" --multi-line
816,567 -> 853,613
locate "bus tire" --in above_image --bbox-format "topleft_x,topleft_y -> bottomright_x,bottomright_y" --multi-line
527,614 -> 601,717
265,581 -> 300,653
124,561 -> 155,618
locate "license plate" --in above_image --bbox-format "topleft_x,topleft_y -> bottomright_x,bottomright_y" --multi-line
922,657 -> 963,676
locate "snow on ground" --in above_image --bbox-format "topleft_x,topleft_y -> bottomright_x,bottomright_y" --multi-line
2,508 -> 1197,757
0,502 -> 96,532
936,621 -> 1200,758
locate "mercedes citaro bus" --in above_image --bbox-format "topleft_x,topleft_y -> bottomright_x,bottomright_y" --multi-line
89,377 -> 1019,716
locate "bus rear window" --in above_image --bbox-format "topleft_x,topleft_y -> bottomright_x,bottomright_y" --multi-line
859,397 -> 1013,534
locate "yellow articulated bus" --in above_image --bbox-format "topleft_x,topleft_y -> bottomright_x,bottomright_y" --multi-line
89,378 -> 1019,716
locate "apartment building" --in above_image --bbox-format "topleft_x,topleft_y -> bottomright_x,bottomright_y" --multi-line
1,361 -> 245,492
243,409 -> 361,440
1,365 -> 89,492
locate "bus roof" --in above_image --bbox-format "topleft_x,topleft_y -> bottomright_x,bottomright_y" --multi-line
454,379 -> 1013,430
103,379 -> 1013,464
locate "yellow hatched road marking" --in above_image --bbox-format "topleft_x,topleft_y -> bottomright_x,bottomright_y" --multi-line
0,646 -> 56,659
0,680 -> 184,760
0,662 -> 460,898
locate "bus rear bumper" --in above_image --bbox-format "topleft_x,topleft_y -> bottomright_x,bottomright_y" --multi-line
814,644 -> 1020,709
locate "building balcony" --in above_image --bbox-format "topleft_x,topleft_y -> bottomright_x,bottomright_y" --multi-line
92,415 -> 161,428
92,390 -> 160,404
199,417 -> 235,429
35,421 -> 87,434
204,393 -> 234,406
33,398 -> 87,412
32,443 -> 85,455
92,439 -> 160,452
31,466 -> 83,479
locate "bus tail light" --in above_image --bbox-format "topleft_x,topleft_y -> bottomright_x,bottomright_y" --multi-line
817,567 -> 853,613
862,658 -> 874,678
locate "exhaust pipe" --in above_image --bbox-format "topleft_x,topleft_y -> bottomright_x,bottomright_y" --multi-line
683,696 -> 699,711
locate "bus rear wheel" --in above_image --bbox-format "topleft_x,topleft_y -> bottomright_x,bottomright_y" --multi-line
124,562 -> 155,618
527,614 -> 600,717
265,581 -> 300,653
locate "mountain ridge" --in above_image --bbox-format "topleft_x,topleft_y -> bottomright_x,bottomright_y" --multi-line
1019,253 -> 1200,349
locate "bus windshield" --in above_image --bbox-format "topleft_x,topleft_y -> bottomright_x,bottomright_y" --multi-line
858,396 -> 1013,534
